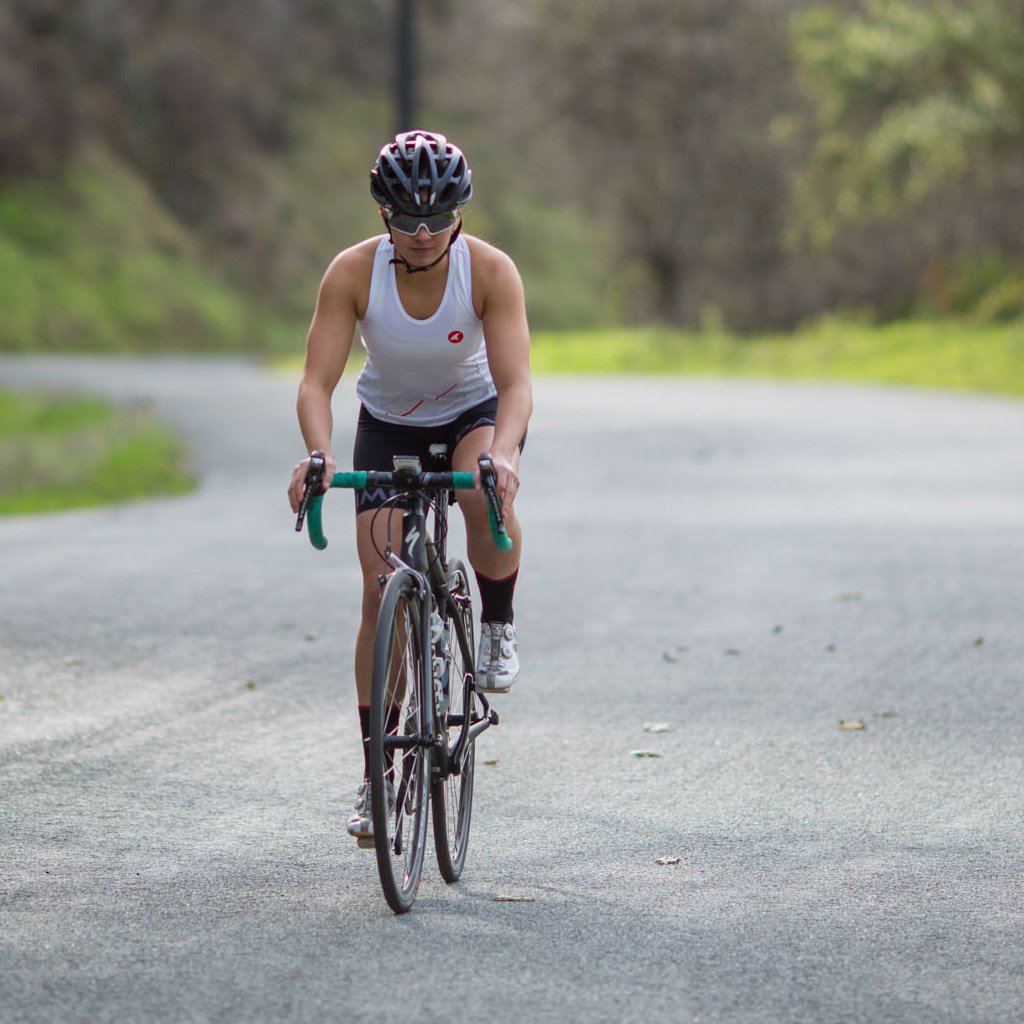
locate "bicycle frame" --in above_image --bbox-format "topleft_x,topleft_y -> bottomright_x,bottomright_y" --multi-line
385,469 -> 497,780
296,448 -> 511,909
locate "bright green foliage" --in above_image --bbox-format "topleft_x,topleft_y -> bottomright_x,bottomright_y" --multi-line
791,0 -> 1024,241
0,392 -> 194,514
0,147 -> 290,353
531,318 -> 1024,396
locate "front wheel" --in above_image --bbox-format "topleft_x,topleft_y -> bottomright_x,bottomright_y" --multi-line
431,559 -> 477,883
369,569 -> 431,914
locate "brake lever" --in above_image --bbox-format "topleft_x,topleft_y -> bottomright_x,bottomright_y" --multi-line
295,451 -> 327,532
478,452 -> 511,549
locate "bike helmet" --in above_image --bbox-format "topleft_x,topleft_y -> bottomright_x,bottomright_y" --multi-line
370,130 -> 473,214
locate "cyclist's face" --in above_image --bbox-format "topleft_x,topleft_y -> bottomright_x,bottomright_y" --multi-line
385,210 -> 458,267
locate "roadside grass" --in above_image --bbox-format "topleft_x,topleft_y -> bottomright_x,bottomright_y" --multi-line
531,318 -> 1024,396
14,318 -> 1015,515
275,318 -> 1024,398
0,392 -> 194,515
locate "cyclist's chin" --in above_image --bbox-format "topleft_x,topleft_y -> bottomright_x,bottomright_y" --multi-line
407,247 -> 439,264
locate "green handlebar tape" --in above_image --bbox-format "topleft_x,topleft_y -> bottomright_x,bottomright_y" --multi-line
307,493 -> 328,550
331,471 -> 367,488
488,506 -> 514,552
310,468 -> 499,549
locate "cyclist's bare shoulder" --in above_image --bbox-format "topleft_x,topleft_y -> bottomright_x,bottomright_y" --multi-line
320,235 -> 386,317
465,234 -> 520,278
464,235 -> 523,317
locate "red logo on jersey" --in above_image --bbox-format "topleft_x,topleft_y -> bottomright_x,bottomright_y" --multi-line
448,330 -> 464,344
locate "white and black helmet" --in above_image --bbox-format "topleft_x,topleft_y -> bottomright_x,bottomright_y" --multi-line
370,130 -> 473,214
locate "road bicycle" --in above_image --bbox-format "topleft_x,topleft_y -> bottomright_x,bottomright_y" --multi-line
295,448 -> 510,913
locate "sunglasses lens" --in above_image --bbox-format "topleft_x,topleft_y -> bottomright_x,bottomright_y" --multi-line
387,210 -> 458,235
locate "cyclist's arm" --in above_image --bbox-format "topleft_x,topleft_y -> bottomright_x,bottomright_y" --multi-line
289,245 -> 369,511
476,244 -> 532,501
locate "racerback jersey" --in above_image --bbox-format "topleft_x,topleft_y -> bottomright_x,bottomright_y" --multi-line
355,235 -> 496,424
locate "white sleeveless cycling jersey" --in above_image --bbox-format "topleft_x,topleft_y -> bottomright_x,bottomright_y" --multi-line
355,235 -> 496,425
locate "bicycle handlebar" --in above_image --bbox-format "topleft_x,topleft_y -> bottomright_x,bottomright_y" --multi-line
297,452 -> 513,553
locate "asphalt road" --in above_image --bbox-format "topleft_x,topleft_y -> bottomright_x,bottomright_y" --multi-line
2,356 -> 1023,1024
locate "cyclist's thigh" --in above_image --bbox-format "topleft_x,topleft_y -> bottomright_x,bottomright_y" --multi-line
448,396 -> 526,475
451,426 -> 523,529
450,425 -> 521,474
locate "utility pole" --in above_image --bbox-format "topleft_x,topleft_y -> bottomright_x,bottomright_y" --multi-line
395,0 -> 415,135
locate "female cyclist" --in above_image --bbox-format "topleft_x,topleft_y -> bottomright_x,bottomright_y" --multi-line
286,130 -> 531,841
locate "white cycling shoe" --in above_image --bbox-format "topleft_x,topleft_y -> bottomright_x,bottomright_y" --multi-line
346,778 -> 395,841
476,622 -> 520,693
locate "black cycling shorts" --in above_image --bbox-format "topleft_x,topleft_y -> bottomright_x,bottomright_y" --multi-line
351,397 -> 524,513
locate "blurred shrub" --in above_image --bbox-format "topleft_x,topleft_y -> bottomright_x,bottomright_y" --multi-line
975,274 -> 1024,322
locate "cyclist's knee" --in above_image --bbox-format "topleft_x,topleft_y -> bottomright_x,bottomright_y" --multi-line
458,490 -> 518,545
456,489 -> 490,530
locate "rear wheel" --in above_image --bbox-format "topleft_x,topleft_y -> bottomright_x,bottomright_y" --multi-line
431,559 -> 477,883
369,570 -> 431,914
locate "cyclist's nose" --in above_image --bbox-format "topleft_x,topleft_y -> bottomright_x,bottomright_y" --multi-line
415,226 -> 431,241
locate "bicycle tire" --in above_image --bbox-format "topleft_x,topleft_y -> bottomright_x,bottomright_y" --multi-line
369,569 -> 431,914
431,559 -> 477,883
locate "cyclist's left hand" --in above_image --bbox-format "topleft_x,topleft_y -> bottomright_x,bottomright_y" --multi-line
488,451 -> 520,508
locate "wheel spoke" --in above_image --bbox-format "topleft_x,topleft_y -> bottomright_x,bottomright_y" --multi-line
370,573 -> 430,913
432,562 -> 477,882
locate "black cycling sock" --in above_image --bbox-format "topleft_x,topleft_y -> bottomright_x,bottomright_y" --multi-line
358,704 -> 403,778
475,568 -> 518,625
358,705 -> 371,777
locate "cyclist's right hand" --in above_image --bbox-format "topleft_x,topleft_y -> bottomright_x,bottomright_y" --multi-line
288,451 -> 336,513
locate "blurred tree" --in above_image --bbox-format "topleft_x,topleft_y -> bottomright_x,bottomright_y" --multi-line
4,0 -> 1022,337
790,0 -> 1024,242
502,0 -> 804,329
0,0 -> 84,180
0,0 -> 390,209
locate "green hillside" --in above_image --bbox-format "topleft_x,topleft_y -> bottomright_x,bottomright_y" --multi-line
0,146 -> 295,353
0,126 -> 609,354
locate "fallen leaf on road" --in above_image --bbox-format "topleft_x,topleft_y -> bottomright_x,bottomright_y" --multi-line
483,758 -> 499,766
631,750 -> 663,758
494,895 -> 535,903
772,624 -> 784,634
643,722 -> 671,734
838,719 -> 866,731
973,636 -> 985,647
876,710 -> 898,719
662,652 -> 679,663
724,648 -> 742,656
655,856 -> 681,866
304,634 -> 318,642
835,592 -> 863,602
245,680 -> 257,690
824,643 -> 837,653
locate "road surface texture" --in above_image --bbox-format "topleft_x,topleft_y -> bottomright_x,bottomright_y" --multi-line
2,356 -> 1022,1024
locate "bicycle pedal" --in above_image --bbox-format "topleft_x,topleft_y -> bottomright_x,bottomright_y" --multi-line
356,836 -> 375,850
